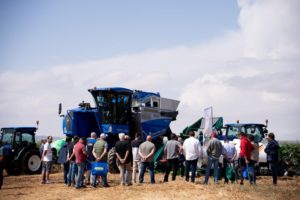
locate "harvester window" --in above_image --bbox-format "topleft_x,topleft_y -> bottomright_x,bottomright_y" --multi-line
153,101 -> 159,108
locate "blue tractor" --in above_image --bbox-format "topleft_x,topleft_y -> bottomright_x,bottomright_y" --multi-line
59,87 -> 180,172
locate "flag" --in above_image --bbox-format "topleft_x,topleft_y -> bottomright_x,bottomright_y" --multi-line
203,107 -> 213,137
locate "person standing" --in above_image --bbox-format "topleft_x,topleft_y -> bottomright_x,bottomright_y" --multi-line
238,132 -> 254,185
85,132 -> 97,185
164,133 -> 181,182
248,134 -> 259,184
204,132 -> 223,184
183,131 -> 202,183
177,136 -> 185,177
67,136 -> 79,187
221,136 -> 237,184
139,135 -> 156,184
0,141 -> 10,189
73,137 -> 87,189
264,132 -> 279,185
92,133 -> 109,187
41,136 -> 53,184
115,133 -> 132,186
131,133 -> 143,184
57,136 -> 72,185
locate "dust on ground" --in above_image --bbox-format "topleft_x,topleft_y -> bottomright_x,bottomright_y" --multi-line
1,172 -> 299,200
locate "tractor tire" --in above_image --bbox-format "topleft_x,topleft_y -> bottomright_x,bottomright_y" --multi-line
22,150 -> 42,174
107,147 -> 120,174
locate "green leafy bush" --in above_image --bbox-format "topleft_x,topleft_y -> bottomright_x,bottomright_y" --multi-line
279,143 -> 300,175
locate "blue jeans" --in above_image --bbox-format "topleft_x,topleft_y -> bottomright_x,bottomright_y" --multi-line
248,160 -> 256,184
270,162 -> 278,184
185,159 -> 197,182
139,162 -> 155,184
63,163 -> 69,184
76,162 -> 85,188
205,156 -> 219,183
67,161 -> 77,185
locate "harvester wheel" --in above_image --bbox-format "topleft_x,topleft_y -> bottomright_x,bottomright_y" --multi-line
22,150 -> 42,174
108,147 -> 120,174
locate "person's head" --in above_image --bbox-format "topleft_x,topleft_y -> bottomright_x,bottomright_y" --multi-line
135,133 -> 141,140
100,133 -> 107,140
248,134 -> 255,142
79,137 -> 86,145
73,136 -> 79,143
238,132 -> 246,139
125,135 -> 130,141
267,132 -> 275,141
188,130 -> 195,137
146,135 -> 152,142
47,136 -> 53,144
178,136 -> 183,144
66,136 -> 72,143
119,133 -> 125,141
90,132 -> 97,139
171,133 -> 177,140
211,131 -> 217,139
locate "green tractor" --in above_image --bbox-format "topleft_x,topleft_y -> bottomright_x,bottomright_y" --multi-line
0,126 -> 42,175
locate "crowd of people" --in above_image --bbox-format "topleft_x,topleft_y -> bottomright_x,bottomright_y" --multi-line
38,130 -> 280,189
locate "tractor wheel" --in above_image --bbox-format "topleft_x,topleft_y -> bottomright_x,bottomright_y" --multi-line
107,147 -> 120,174
22,150 -> 42,174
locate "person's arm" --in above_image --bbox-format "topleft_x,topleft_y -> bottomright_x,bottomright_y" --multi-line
41,143 -> 48,160
92,146 -> 97,161
138,148 -> 145,161
98,144 -> 108,161
145,146 -> 155,160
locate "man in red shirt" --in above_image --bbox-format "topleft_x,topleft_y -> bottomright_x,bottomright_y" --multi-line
73,137 -> 87,189
238,132 -> 254,185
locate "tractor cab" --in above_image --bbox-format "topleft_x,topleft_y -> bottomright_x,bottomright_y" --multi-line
0,127 -> 41,175
224,123 -> 268,143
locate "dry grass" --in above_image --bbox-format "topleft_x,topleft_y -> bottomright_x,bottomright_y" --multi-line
1,172 -> 299,200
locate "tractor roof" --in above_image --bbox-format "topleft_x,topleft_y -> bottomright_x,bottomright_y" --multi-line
1,127 -> 37,132
225,123 -> 266,127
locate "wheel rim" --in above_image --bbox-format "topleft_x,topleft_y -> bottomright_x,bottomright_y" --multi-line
28,155 -> 41,172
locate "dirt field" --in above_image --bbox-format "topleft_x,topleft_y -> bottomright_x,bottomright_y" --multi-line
1,171 -> 299,200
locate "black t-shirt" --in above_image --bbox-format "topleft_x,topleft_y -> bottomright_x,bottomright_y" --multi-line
115,140 -> 132,164
131,139 -> 143,148
68,142 -> 75,161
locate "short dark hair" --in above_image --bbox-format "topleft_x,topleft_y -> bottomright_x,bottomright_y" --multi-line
248,134 -> 255,141
189,131 -> 195,137
66,136 -> 72,142
268,132 -> 275,140
171,133 -> 177,140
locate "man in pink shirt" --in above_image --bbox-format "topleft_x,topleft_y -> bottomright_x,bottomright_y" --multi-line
73,137 -> 87,189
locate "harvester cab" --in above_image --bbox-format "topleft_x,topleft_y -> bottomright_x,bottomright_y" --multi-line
0,126 -> 41,175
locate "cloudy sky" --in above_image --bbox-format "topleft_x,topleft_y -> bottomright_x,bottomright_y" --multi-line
0,0 -> 299,140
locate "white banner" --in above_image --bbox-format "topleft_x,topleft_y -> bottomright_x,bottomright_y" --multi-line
203,107 -> 213,137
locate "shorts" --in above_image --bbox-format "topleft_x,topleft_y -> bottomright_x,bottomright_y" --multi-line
238,157 -> 246,168
42,161 -> 52,172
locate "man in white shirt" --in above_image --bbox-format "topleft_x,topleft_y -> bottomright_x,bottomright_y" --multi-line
41,136 -> 53,184
183,131 -> 202,183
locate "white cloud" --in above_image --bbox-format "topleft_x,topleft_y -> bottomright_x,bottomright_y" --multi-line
0,0 -> 299,140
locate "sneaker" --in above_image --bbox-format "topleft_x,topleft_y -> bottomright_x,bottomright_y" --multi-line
41,180 -> 46,184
